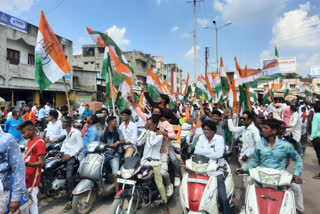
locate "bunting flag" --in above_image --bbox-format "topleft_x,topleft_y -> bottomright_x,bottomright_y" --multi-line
35,10 -> 71,92
235,57 -> 251,113
219,57 -> 230,98
303,83 -> 314,97
146,68 -> 164,101
237,59 -> 282,88
195,76 -> 209,100
284,82 -> 289,98
87,27 -> 133,86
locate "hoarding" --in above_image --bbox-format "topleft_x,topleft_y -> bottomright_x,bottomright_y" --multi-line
310,66 -> 320,78
0,11 -> 27,33
262,57 -> 296,74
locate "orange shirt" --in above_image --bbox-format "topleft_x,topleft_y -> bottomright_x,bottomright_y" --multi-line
22,112 -> 36,124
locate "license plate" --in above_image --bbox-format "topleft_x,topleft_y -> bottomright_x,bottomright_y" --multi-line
187,178 -> 208,184
117,178 -> 136,185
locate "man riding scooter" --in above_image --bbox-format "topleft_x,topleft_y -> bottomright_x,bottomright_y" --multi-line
193,120 -> 232,214
235,119 -> 304,214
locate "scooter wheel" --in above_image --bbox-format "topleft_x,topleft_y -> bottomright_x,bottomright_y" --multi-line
72,190 -> 96,214
110,198 -> 137,214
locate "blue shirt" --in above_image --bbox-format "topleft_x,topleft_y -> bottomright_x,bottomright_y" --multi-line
82,109 -> 93,117
38,108 -> 47,119
0,132 -> 26,201
4,118 -> 23,141
243,137 -> 303,176
82,124 -> 98,148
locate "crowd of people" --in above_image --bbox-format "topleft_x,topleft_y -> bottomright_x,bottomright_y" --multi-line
0,86 -> 320,214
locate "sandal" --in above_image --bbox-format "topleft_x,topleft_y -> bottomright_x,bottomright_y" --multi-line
64,201 -> 72,212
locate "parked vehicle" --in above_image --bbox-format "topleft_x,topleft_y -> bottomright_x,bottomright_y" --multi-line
72,141 -> 116,214
240,167 -> 296,214
180,154 -> 234,214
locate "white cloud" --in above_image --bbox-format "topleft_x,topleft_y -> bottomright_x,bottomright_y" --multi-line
271,2 -> 320,49
184,46 -> 200,59
106,25 -> 130,48
260,2 -> 320,77
0,0 -> 35,15
213,0 -> 287,25
170,26 -> 179,32
197,18 -> 209,26
181,32 -> 192,38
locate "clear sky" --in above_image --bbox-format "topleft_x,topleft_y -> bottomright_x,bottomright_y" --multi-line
1,0 -> 320,79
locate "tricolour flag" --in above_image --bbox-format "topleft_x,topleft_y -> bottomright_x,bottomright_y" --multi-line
235,57 -> 251,113
237,59 -> 282,88
87,27 -> 133,87
204,74 -> 214,102
249,88 -> 258,103
35,10 -> 71,92
163,80 -> 177,109
211,72 -> 222,101
303,83 -> 314,97
262,84 -> 271,104
107,82 -> 118,108
220,57 -> 230,98
146,69 -> 164,101
183,73 -> 192,103
195,76 -> 208,100
284,82 -> 289,98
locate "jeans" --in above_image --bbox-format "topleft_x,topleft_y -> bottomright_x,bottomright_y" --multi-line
217,175 -> 232,214
168,140 -> 181,177
65,157 -> 76,197
78,148 -> 88,162
312,137 -> 320,167
104,153 -> 120,175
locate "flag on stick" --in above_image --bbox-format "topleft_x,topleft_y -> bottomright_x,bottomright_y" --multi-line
35,10 -> 71,92
284,82 -> 289,98
195,76 -> 209,100
146,69 -> 164,101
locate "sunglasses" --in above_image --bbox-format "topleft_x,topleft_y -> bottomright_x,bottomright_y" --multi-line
240,117 -> 247,120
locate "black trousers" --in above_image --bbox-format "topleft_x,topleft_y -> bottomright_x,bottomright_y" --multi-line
65,157 -> 76,198
312,137 -> 320,167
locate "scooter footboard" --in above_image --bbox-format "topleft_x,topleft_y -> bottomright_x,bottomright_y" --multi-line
73,179 -> 94,195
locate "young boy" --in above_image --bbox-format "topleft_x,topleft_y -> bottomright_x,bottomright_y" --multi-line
17,120 -> 46,214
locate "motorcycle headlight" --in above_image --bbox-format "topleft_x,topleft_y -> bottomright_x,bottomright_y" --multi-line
121,168 -> 134,179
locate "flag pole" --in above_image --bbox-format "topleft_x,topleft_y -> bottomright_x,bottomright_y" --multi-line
62,76 -> 71,116
108,70 -> 116,115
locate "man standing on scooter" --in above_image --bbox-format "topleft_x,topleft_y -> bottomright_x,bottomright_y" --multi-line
235,119 -> 304,214
194,120 -> 232,214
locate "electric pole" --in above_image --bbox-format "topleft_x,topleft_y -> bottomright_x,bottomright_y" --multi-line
187,0 -> 203,81
205,47 -> 208,77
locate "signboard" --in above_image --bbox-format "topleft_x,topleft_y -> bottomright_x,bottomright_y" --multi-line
262,57 -> 296,74
310,66 -> 320,78
0,11 -> 27,33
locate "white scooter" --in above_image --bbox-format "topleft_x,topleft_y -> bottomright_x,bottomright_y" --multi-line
240,167 -> 296,214
180,154 -> 234,214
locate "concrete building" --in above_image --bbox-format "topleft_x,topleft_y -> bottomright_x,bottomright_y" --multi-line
0,11 -> 73,107
152,56 -> 168,81
166,64 -> 183,93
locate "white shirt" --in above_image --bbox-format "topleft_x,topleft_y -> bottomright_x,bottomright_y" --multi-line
228,120 -> 261,160
60,127 -> 83,157
138,130 -> 164,166
6,112 -> 12,120
44,105 -> 51,113
46,120 -> 64,141
31,106 -> 38,116
78,106 -> 85,115
288,111 -> 302,142
194,134 -> 225,160
119,121 -> 138,149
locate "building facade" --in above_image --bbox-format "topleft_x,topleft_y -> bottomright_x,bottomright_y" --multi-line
0,11 -> 73,107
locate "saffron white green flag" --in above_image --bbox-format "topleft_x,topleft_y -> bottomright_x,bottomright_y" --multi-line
249,88 -> 258,103
183,73 -> 192,103
303,83 -> 314,97
146,69 -> 164,101
284,82 -> 289,98
219,57 -> 230,98
195,76 -> 209,100
87,27 -> 133,87
35,10 -> 71,92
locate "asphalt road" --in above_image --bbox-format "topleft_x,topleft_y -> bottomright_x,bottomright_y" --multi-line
39,145 -> 320,214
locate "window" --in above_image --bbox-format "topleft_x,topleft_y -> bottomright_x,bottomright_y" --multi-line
83,47 -> 95,56
96,63 -> 100,69
28,53 -> 34,65
164,75 -> 166,80
84,62 -> 88,65
98,47 -> 105,54
7,48 -> 20,65
289,84 -> 296,89
91,61 -> 94,64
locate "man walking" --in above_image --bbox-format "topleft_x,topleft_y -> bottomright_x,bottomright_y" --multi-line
309,102 -> 320,179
